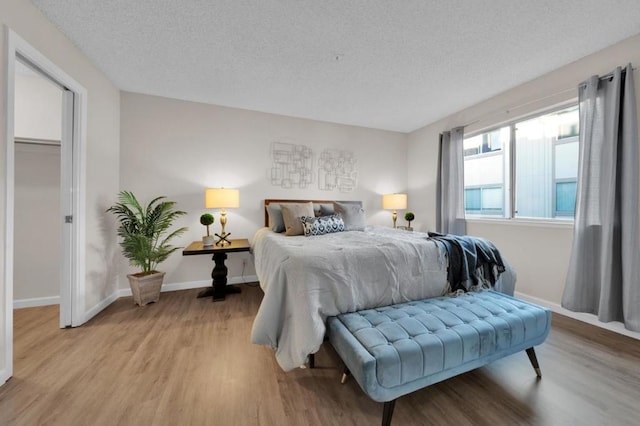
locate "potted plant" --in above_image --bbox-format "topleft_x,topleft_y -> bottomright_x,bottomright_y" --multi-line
107,191 -> 188,306
200,213 -> 215,246
404,212 -> 415,231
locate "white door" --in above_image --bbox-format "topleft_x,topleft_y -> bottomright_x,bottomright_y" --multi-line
59,89 -> 74,328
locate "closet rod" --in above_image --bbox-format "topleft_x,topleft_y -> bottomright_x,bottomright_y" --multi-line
14,137 -> 61,147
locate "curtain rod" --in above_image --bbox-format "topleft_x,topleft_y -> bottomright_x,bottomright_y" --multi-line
577,65 -> 636,88
14,137 -> 61,147
462,65 -> 637,129
461,87 -> 576,128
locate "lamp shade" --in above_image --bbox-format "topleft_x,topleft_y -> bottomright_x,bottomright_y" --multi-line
205,188 -> 240,209
382,193 -> 407,210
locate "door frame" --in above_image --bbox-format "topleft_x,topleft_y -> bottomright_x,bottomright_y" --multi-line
2,28 -> 87,383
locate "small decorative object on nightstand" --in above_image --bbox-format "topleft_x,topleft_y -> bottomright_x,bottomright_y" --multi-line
382,193 -> 407,228
205,188 -> 240,246
200,213 -> 215,246
404,212 -> 415,231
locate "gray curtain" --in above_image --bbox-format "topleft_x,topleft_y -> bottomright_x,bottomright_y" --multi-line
562,64 -> 640,331
436,126 -> 466,235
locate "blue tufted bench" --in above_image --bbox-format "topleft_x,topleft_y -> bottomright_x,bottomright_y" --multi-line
326,290 -> 551,426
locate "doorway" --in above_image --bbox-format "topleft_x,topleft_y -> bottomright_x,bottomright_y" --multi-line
2,29 -> 87,385
13,59 -> 63,312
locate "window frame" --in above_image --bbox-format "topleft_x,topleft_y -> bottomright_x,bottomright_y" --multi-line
463,102 -> 579,224
464,185 -> 505,216
553,178 -> 577,217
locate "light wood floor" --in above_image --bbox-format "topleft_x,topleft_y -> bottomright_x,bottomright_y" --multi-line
1,284 -> 639,426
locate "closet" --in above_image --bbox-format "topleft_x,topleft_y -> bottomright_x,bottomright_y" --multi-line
13,60 -> 63,307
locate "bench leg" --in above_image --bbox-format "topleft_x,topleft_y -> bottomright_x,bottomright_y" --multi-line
382,400 -> 396,426
526,347 -> 542,378
309,353 -> 315,369
340,366 -> 351,384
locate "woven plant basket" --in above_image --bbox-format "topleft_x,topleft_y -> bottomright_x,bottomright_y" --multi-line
127,271 -> 165,306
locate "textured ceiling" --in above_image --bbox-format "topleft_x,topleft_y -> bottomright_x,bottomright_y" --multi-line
32,0 -> 640,132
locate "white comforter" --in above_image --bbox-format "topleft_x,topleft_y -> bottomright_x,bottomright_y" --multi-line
250,226 -> 459,371
250,226 -> 516,371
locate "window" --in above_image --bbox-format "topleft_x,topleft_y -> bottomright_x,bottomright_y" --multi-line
463,105 -> 579,220
463,126 -> 509,218
464,186 -> 504,215
555,180 -> 577,216
463,129 -> 503,156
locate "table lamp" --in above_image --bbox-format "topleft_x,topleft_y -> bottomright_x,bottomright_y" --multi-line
382,193 -> 407,228
205,188 -> 240,246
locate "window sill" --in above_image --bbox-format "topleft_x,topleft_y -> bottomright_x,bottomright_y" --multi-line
465,217 -> 574,229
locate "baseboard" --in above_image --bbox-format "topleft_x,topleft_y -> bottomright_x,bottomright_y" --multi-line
515,291 -> 640,341
14,276 -> 259,326
83,290 -> 120,323
13,296 -> 60,309
117,275 -> 259,297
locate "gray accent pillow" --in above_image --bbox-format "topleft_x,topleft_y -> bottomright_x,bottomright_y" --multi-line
281,202 -> 315,236
267,203 -> 285,233
318,203 -> 335,216
333,201 -> 366,231
312,203 -> 323,217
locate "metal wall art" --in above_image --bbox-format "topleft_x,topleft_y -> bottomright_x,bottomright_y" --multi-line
270,141 -> 314,189
318,149 -> 357,193
269,142 -> 358,192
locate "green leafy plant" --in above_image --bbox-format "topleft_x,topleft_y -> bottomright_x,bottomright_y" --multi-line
404,212 -> 415,228
200,213 -> 214,236
107,191 -> 188,275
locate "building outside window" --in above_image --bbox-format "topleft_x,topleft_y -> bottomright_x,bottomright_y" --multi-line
463,126 -> 509,217
463,105 -> 579,220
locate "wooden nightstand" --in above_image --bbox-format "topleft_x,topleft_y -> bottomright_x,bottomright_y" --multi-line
182,238 -> 250,301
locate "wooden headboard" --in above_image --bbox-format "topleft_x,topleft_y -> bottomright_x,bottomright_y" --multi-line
264,199 -> 337,227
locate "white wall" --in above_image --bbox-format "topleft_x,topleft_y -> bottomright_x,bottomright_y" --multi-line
14,72 -> 62,303
408,33 -> 640,334
14,69 -> 62,140
120,92 -> 408,287
14,144 -> 61,302
1,0 -> 121,380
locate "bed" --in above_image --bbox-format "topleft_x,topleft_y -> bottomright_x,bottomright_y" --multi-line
250,199 -> 516,371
